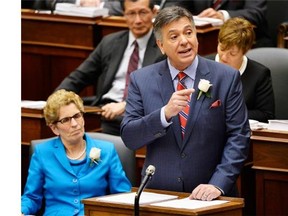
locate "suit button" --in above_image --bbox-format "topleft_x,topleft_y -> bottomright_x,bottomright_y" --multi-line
154,132 -> 162,138
181,153 -> 186,158
177,177 -> 182,182
72,178 -> 78,183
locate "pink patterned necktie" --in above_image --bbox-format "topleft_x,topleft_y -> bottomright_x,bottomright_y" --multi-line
177,72 -> 190,138
212,0 -> 222,10
123,41 -> 139,100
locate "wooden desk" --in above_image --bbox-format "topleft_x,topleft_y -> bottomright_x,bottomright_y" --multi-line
83,188 -> 244,216
21,11 -> 219,101
135,139 -> 254,215
21,11 -> 104,101
251,129 -> 288,216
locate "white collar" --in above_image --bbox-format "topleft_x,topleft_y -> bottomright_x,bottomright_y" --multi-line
128,29 -> 153,50
215,54 -> 247,75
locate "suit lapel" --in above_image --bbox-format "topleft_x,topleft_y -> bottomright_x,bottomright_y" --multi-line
157,60 -> 183,148
53,139 -> 75,176
182,57 -> 212,146
143,34 -> 160,66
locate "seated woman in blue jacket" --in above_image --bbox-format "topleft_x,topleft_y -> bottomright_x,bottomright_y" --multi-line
21,89 -> 131,216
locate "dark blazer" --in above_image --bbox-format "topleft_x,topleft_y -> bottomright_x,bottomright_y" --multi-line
205,54 -> 275,122
162,0 -> 272,47
242,59 -> 275,122
56,30 -> 165,106
121,56 -> 250,196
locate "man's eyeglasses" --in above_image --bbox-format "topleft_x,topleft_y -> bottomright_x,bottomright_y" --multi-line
124,10 -> 151,19
54,112 -> 84,125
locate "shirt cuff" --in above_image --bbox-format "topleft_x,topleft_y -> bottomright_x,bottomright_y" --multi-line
218,10 -> 230,22
75,0 -> 81,6
160,106 -> 172,127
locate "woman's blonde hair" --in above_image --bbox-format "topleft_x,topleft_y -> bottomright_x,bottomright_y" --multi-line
43,89 -> 84,125
218,17 -> 255,54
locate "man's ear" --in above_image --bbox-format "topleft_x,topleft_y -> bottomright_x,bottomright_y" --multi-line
156,39 -> 165,55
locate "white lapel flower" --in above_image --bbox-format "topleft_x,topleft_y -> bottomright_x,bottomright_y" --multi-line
89,147 -> 101,166
197,79 -> 212,100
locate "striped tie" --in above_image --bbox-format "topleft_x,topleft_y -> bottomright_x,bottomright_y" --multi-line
177,72 -> 190,138
123,41 -> 139,100
212,0 -> 222,10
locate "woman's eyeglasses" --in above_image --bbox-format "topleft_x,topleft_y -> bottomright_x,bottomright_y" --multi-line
54,112 -> 84,125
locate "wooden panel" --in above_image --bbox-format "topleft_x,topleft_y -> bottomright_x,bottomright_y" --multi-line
21,12 -> 102,48
21,53 -> 51,100
251,129 -> 288,216
21,50 -> 94,100
254,170 -> 288,216
252,130 -> 288,170
21,11 -> 102,101
197,27 -> 219,56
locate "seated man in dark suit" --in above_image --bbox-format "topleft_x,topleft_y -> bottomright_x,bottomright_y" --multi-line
206,17 -> 275,122
158,0 -> 273,47
56,0 -> 165,135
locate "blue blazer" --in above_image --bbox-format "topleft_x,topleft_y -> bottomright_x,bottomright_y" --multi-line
121,56 -> 250,196
21,133 -> 131,215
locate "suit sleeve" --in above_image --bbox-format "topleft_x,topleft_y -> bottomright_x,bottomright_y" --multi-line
248,67 -> 275,122
107,146 -> 132,193
209,71 -> 251,194
21,147 -> 45,215
227,0 -> 267,27
121,71 -> 167,150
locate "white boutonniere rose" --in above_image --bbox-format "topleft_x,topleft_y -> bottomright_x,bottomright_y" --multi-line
89,147 -> 101,166
197,79 -> 212,100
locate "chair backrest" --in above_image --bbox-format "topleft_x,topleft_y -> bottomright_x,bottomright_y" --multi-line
86,132 -> 136,186
30,132 -> 136,186
246,47 -> 288,119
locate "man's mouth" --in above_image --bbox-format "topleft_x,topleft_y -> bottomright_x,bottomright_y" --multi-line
178,48 -> 192,55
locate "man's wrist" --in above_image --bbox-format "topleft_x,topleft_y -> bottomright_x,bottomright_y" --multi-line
213,185 -> 225,195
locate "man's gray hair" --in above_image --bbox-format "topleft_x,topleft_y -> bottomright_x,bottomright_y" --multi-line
153,6 -> 195,41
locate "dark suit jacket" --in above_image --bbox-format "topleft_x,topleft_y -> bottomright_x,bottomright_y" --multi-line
205,54 -> 275,122
121,56 -> 250,196
56,30 -> 165,106
162,0 -> 272,47
242,59 -> 275,122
